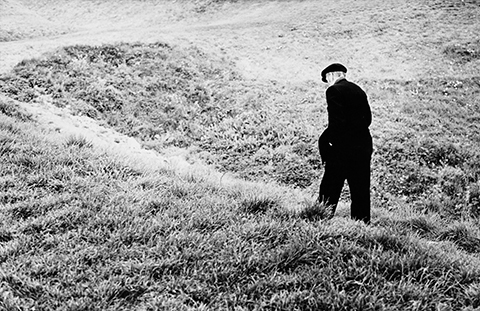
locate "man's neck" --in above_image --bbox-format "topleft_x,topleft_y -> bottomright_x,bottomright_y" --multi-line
328,77 -> 346,87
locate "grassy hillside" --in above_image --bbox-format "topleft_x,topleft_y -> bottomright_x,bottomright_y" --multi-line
0,0 -> 69,42
0,42 -> 323,189
1,40 -> 480,219
1,105 -> 480,310
1,0 -> 480,309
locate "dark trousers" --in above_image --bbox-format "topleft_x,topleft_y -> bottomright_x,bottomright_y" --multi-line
319,147 -> 372,223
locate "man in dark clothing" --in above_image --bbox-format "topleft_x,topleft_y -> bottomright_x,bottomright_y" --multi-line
317,63 -> 373,224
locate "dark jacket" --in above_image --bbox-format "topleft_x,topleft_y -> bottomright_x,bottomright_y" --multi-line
319,78 -> 372,163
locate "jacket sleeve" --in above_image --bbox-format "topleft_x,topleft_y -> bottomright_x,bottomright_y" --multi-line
318,128 -> 331,164
362,94 -> 372,128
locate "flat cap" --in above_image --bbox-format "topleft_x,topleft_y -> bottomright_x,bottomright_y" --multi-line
321,63 -> 347,83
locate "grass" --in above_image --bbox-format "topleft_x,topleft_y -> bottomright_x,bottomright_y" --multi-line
1,0 -> 480,309
0,42 -> 323,190
2,40 -> 480,219
1,94 -> 480,310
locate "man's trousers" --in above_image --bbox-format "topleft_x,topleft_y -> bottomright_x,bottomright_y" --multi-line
318,146 -> 372,223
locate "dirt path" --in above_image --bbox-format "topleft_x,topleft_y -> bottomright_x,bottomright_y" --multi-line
2,0 -> 337,202
0,1 -> 308,179
2,0 -> 446,80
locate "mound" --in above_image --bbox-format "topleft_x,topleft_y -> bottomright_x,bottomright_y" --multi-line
0,42 -> 323,188
0,0 -> 70,42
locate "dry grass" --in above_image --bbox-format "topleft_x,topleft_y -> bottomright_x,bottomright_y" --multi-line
1,112 -> 479,309
1,0 -> 480,309
2,0 -> 479,80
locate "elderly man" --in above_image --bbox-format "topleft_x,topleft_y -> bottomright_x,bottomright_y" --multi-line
317,63 -> 373,223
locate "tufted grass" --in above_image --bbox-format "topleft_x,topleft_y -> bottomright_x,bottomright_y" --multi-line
1,0 -> 480,309
1,99 -> 480,310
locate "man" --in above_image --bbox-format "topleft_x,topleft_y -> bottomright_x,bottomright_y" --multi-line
317,63 -> 373,224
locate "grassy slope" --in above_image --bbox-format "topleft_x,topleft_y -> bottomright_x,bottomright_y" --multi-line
1,106 -> 480,310
0,42 -> 323,189
1,40 -> 480,218
1,0 -> 480,309
0,0 -> 69,42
